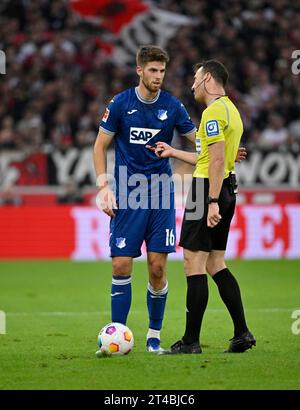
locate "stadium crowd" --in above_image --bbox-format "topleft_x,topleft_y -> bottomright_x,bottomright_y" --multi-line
0,0 -> 300,156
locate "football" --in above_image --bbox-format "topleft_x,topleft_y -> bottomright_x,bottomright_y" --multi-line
96,322 -> 134,356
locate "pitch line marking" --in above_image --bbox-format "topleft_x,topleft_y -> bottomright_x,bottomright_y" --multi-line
6,308 -> 297,317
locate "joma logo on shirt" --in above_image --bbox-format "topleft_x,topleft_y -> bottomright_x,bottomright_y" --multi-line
130,127 -> 161,144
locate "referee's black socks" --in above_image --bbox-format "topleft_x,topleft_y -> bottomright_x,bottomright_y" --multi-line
213,268 -> 248,337
183,274 -> 208,345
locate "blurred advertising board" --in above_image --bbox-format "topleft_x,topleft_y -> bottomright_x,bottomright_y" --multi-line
0,203 -> 299,259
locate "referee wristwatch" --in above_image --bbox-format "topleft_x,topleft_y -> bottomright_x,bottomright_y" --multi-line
207,196 -> 219,204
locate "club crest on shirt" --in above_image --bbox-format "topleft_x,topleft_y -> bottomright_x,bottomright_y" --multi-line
157,110 -> 168,121
116,237 -> 126,249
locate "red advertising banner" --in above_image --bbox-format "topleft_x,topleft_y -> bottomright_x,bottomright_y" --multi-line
0,204 -> 300,259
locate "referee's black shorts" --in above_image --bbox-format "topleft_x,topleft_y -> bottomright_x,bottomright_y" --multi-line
179,177 -> 236,252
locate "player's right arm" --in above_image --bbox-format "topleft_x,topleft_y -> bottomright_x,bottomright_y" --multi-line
146,142 -> 197,165
93,129 -> 117,217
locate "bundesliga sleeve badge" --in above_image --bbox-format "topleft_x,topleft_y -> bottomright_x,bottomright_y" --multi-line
206,120 -> 219,137
102,108 -> 110,123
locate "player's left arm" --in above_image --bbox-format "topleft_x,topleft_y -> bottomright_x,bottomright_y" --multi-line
174,100 -> 197,143
236,146 -> 247,162
184,130 -> 196,145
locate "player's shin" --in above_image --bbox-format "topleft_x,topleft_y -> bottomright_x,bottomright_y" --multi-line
111,275 -> 132,325
146,281 -> 168,346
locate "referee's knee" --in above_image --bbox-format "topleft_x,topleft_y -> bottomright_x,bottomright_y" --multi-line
206,260 -> 226,276
183,251 -> 206,276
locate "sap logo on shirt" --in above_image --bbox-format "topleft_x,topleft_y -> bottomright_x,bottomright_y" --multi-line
130,127 -> 161,144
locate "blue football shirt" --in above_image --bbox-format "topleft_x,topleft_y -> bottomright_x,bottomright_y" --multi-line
99,87 -> 196,199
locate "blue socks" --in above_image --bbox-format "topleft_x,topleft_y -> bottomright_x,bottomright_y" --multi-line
111,275 -> 168,341
111,275 -> 132,325
147,281 -> 168,335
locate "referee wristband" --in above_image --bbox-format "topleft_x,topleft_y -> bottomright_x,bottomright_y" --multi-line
207,196 -> 219,204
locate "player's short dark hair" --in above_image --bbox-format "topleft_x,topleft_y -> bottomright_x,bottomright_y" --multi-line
136,45 -> 169,67
194,60 -> 229,87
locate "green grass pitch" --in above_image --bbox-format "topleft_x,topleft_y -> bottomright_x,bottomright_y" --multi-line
0,260 -> 300,390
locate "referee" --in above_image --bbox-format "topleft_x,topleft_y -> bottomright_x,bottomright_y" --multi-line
153,60 -> 256,354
